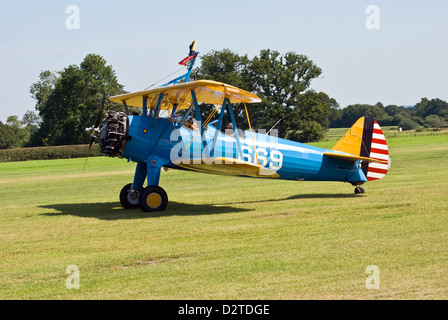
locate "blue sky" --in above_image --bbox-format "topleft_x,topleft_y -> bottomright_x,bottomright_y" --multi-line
0,0 -> 447,122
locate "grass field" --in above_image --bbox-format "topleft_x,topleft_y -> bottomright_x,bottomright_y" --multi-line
0,133 -> 447,299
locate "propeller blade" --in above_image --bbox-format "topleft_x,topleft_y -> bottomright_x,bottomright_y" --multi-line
86,91 -> 107,151
94,92 -> 107,128
89,136 -> 95,151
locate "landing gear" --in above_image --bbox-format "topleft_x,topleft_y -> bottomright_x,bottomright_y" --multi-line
139,185 -> 168,212
120,184 -> 168,212
119,183 -> 140,209
354,186 -> 365,194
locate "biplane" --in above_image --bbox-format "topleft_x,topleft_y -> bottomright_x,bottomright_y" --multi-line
86,41 -> 391,212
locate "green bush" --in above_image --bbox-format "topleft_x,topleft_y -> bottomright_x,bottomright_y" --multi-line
424,115 -> 446,129
415,126 -> 425,132
399,118 -> 419,131
0,144 -> 100,162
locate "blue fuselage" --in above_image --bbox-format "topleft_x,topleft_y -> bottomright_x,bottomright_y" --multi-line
121,116 -> 367,184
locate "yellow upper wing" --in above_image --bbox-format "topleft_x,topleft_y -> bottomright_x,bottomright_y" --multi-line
109,80 -> 262,111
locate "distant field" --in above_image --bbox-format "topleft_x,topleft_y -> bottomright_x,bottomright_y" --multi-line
0,134 -> 447,299
325,126 -> 448,142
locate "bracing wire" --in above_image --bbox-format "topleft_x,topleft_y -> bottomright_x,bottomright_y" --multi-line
144,66 -> 187,90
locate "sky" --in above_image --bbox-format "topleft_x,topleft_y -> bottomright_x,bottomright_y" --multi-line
0,0 -> 447,123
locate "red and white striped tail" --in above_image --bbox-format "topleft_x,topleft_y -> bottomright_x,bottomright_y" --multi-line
367,121 -> 390,181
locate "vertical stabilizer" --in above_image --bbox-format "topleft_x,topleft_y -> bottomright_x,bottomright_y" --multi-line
332,117 -> 390,181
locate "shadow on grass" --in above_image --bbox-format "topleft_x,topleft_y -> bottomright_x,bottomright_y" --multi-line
286,193 -> 360,200
221,193 -> 360,205
39,193 -> 361,221
39,201 -> 252,221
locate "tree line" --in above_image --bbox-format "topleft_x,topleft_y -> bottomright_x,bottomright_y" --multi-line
331,100 -> 448,130
1,50 -> 447,150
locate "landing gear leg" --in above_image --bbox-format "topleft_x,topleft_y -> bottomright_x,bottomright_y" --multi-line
354,186 -> 365,194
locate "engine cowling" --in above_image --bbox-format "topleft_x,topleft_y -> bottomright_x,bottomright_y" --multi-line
99,110 -> 129,158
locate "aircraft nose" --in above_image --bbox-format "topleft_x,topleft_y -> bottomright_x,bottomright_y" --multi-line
99,110 -> 129,157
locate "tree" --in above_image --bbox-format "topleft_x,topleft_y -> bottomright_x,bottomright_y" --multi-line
195,49 -> 257,129
30,70 -> 57,111
399,118 -> 419,131
250,50 -> 333,141
0,115 -> 32,149
415,98 -> 448,119
21,110 -> 41,129
328,102 -> 343,128
6,115 -> 21,128
286,91 -> 335,142
20,110 -> 42,147
31,54 -> 125,146
340,104 -> 389,127
6,116 -> 30,146
196,48 -> 332,142
392,111 -> 411,125
0,121 -> 15,149
424,115 -> 445,128
249,49 -> 322,104
196,49 -> 252,91
384,105 -> 403,117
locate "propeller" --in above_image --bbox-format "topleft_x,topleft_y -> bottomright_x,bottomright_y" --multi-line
86,91 -> 106,151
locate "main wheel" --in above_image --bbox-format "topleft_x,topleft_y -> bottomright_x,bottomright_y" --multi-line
139,186 -> 168,212
354,186 -> 365,194
119,183 -> 140,209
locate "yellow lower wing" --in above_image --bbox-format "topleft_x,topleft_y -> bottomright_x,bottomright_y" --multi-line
174,157 -> 279,178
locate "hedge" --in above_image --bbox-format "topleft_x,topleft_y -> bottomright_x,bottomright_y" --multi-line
0,144 -> 101,162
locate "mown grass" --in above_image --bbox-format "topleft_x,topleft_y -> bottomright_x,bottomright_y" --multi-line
0,134 -> 447,299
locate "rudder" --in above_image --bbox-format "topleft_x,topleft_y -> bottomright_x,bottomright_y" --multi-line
332,117 -> 390,181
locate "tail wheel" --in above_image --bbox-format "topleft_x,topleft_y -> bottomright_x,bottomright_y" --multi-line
139,186 -> 168,212
354,186 -> 365,194
119,183 -> 140,209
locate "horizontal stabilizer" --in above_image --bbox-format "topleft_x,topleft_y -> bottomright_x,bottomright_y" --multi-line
323,152 -> 386,163
174,157 -> 279,178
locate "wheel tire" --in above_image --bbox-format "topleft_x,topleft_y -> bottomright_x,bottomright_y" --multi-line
139,186 -> 168,212
354,186 -> 365,194
119,183 -> 140,209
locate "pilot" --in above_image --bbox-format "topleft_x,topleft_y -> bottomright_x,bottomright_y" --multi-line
187,116 -> 196,130
224,122 -> 234,136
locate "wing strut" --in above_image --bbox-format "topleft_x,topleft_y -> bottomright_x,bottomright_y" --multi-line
209,98 -> 243,160
243,102 -> 260,166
